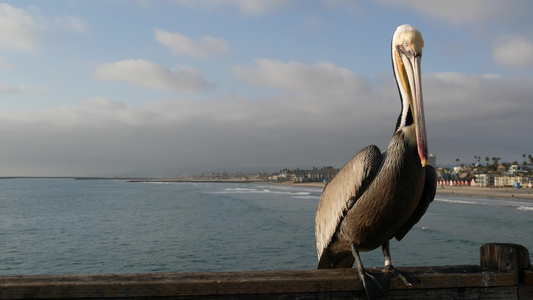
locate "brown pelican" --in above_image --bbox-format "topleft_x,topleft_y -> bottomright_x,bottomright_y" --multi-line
315,24 -> 436,299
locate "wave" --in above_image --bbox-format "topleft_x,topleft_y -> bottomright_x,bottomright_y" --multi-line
435,197 -> 533,212
292,195 -> 321,200
517,206 -> 533,211
434,198 -> 478,205
214,187 -> 313,197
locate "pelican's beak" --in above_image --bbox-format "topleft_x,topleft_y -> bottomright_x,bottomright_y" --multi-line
405,54 -> 428,167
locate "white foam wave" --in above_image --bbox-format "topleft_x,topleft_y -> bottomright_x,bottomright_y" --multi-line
224,187 -> 256,192
435,198 -> 477,205
517,206 -> 533,211
436,197 -> 533,212
216,187 -> 312,196
292,195 -> 320,200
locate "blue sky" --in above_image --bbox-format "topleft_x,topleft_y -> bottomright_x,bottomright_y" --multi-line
0,0 -> 532,176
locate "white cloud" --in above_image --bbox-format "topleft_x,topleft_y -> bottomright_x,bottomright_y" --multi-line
492,35 -> 533,68
154,29 -> 228,58
378,0 -> 529,25
421,72 -> 532,161
94,59 -> 214,93
0,83 -> 46,95
233,59 -> 371,97
0,3 -> 45,51
0,3 -> 89,52
322,0 -> 361,14
1,70 -> 532,176
174,0 -> 292,15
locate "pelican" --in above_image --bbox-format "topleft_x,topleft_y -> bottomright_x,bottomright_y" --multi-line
315,24 -> 437,299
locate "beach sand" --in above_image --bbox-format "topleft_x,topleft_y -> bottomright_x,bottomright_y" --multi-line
284,182 -> 533,200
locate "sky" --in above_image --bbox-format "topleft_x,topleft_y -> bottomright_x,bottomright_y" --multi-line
0,0 -> 532,177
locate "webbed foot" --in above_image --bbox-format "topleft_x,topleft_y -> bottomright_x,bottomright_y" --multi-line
385,265 -> 420,287
358,268 -> 391,300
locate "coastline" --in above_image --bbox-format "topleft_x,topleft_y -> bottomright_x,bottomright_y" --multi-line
277,182 -> 533,200
433,185 -> 533,200
100,177 -> 533,201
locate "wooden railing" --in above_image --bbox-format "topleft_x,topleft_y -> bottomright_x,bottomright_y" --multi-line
0,243 -> 530,299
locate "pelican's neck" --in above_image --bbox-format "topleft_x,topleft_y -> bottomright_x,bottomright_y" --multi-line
384,125 -> 418,174
401,124 -> 417,148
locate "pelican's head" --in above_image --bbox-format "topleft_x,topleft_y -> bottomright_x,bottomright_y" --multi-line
392,24 -> 428,167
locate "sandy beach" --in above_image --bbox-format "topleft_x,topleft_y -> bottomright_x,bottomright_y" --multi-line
434,185 -> 533,200
285,182 -> 533,200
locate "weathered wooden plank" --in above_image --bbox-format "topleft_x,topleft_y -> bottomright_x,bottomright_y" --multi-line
520,269 -> 533,299
387,286 -> 517,300
0,266 -> 515,299
0,243 -> 525,299
480,243 -> 531,284
524,269 -> 533,285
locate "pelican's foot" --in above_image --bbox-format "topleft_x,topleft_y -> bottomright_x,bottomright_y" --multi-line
385,265 -> 420,287
357,268 -> 391,300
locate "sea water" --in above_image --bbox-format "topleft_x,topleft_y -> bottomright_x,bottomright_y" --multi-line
0,178 -> 531,275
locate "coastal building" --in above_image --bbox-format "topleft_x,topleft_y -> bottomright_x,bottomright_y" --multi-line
293,167 -> 337,182
475,174 -> 495,187
509,164 -> 531,174
428,154 -> 436,167
494,175 -> 532,188
269,172 -> 291,181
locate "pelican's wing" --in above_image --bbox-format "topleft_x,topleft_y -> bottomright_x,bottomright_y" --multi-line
395,164 -> 437,241
315,145 -> 382,265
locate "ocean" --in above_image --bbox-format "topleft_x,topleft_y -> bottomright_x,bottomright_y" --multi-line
0,178 -> 531,276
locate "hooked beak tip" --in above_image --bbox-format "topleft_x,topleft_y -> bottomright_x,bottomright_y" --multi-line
421,158 -> 427,167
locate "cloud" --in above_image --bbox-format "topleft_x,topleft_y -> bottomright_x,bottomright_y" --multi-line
421,72 -> 532,162
0,70 -> 532,176
492,35 -> 533,68
0,3 -> 45,51
233,59 -> 371,97
0,3 -> 89,52
173,0 -> 292,15
0,83 -> 46,95
322,0 -> 361,14
378,0 -> 530,25
94,59 -> 214,93
154,28 -> 228,58
0,81 -> 389,176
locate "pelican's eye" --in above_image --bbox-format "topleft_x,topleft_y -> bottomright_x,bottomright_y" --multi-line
402,40 -> 413,56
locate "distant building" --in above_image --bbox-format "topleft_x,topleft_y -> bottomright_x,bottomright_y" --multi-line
509,164 -> 530,174
428,154 -> 436,167
293,168 -> 337,182
494,175 -> 532,187
475,174 -> 495,187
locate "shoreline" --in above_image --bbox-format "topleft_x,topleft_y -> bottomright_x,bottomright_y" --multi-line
71,177 -> 533,201
275,182 -> 533,200
433,185 -> 533,200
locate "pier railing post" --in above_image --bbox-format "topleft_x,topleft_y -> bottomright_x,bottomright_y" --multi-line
480,243 -> 530,284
